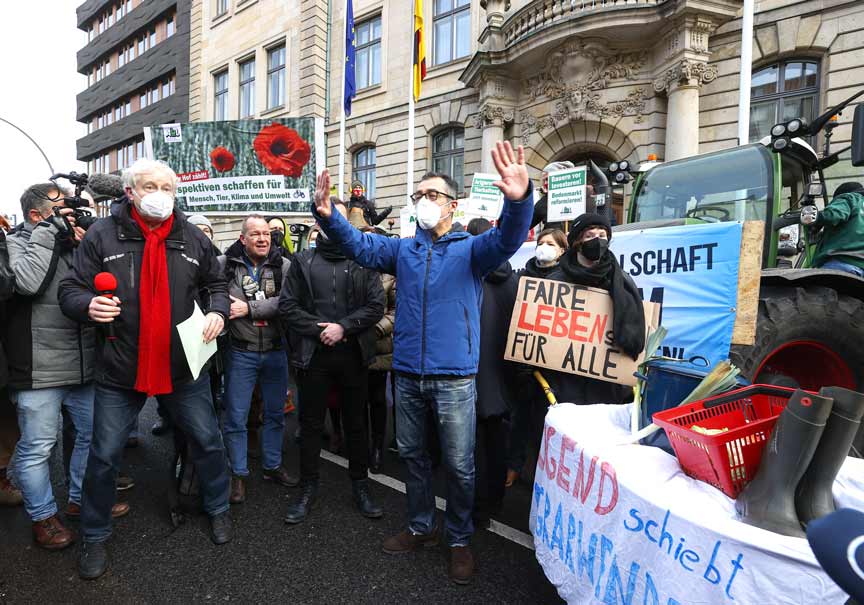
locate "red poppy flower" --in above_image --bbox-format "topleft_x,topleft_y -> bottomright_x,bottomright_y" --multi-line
210,146 -> 235,173
253,124 -> 311,178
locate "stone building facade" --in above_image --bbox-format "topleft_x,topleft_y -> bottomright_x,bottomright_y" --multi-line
188,0 -> 864,236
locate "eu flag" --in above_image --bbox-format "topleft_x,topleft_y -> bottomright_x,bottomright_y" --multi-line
344,0 -> 356,116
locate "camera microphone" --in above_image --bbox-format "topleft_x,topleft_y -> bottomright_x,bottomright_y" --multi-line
94,272 -> 119,341
87,174 -> 126,199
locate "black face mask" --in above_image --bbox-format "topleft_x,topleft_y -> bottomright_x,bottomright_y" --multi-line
270,229 -> 284,247
580,237 -> 609,261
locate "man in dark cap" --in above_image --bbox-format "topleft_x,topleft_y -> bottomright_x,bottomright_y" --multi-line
801,182 -> 864,277
544,212 -> 646,404
347,181 -> 392,228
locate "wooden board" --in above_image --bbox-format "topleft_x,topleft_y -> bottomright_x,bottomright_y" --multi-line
731,221 -> 765,346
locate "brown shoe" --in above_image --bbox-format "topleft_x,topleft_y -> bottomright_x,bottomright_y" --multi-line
66,502 -> 131,519
230,476 -> 246,504
382,527 -> 439,554
262,466 -> 299,488
0,475 -> 23,506
449,545 -> 475,585
32,515 -> 75,550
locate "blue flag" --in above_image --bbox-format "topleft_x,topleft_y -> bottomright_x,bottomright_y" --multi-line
344,0 -> 356,116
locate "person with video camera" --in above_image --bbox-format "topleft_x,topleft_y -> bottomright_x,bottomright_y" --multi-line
5,182 -> 114,552
58,159 -> 232,580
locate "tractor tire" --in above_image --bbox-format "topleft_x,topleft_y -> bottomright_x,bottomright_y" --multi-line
729,285 -> 864,392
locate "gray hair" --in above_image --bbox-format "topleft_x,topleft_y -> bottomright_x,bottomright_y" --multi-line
122,158 -> 178,189
543,161 -> 575,174
241,214 -> 269,235
20,182 -> 66,217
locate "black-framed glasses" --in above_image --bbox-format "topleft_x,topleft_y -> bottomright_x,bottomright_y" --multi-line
410,189 -> 453,203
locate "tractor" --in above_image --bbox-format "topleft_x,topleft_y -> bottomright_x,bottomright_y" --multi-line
615,89 -> 864,393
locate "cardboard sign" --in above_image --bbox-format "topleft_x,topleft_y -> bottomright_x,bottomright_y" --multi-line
504,277 -> 659,387
547,166 -> 587,222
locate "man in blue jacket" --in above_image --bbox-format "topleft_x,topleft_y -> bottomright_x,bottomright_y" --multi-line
311,141 -> 533,585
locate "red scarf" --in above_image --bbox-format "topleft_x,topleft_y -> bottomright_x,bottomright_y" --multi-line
131,206 -> 175,396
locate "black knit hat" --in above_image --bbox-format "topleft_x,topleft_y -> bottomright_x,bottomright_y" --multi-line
567,212 -> 612,247
834,182 -> 864,198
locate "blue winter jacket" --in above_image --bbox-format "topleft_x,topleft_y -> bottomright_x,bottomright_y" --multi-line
314,183 -> 534,376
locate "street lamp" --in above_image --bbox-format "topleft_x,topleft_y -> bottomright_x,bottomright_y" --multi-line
0,116 -> 55,174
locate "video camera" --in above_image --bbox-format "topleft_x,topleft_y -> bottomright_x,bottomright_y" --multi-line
48,171 -> 99,237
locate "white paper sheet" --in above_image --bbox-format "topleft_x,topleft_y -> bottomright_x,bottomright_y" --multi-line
176,301 -> 217,380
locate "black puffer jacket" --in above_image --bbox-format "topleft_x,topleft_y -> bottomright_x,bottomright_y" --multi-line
278,247 -> 384,369
476,262 -> 519,419
58,200 -> 229,391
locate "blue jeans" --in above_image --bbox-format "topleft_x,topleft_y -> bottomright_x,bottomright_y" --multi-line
223,348 -> 288,475
10,384 -> 94,521
821,259 -> 864,277
395,375 -> 476,547
81,374 -> 229,543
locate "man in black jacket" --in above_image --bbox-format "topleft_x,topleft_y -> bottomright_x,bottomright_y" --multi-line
279,200 -> 385,524
58,159 -> 232,580
220,215 -> 294,504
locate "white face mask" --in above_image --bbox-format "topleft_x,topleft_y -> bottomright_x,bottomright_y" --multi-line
535,243 -> 559,264
416,198 -> 447,231
134,190 -> 174,220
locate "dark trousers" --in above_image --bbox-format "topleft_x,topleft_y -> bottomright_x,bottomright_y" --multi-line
368,370 -> 388,447
475,414 -> 507,520
81,374 -> 229,542
295,344 -> 369,482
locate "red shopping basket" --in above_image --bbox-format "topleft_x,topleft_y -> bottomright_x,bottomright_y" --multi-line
652,385 -> 803,498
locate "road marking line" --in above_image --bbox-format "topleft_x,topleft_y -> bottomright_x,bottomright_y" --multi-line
319,448 -> 535,551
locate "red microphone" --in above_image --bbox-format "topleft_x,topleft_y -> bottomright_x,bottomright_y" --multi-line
94,272 -> 118,341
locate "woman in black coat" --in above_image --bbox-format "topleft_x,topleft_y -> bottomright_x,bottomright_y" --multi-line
506,228 -> 567,487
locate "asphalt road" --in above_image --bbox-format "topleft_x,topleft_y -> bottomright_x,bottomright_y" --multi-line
0,400 -> 563,604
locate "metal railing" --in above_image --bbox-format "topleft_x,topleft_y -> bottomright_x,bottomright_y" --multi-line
503,0 -> 667,47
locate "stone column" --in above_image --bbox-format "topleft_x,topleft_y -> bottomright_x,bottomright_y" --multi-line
474,104 -> 515,173
654,60 -> 718,161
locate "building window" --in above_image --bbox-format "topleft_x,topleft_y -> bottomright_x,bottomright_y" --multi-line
239,58 -> 255,118
149,29 -> 156,48
353,146 -> 377,200
433,0 -> 470,66
215,0 -> 228,17
355,16 -> 382,89
136,140 -> 144,159
750,60 -> 819,142
166,15 -> 175,37
431,127 -> 464,192
214,70 -> 229,120
267,45 -> 286,109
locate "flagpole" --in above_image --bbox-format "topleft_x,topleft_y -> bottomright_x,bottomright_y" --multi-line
337,0 -> 349,202
406,2 -> 415,203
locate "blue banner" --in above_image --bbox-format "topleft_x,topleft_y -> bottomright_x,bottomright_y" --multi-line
510,222 -> 744,368
344,0 -> 356,116
611,222 -> 743,368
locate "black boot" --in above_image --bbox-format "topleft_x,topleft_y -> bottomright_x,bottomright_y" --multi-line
209,510 -> 233,545
735,389 -> 833,537
796,387 -> 864,526
284,481 -> 318,525
352,479 -> 384,519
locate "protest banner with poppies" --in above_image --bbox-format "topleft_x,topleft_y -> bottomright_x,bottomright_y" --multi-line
145,118 -> 322,214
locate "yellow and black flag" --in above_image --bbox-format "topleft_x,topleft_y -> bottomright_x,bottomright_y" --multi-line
413,0 -> 426,102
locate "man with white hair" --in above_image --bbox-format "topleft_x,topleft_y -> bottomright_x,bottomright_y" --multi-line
59,159 -> 232,580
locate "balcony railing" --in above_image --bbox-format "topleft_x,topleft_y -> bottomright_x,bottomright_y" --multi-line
503,0 -> 668,47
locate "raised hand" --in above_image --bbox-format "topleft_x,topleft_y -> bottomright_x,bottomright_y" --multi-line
314,170 -> 332,219
491,141 -> 530,201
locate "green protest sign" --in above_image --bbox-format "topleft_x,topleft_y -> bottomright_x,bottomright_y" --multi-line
547,166 -> 587,222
